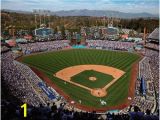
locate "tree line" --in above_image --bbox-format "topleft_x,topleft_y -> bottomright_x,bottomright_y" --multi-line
1,11 -> 159,34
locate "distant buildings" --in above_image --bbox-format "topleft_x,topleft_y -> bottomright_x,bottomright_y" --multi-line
34,24 -> 54,41
81,26 -> 120,40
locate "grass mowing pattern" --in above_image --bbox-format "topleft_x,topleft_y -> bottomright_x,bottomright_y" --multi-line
71,70 -> 113,88
21,49 -> 139,108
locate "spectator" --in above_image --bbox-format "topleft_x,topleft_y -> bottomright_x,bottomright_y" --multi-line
129,106 -> 144,120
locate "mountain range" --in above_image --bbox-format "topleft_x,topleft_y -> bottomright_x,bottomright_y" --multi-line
2,9 -> 158,18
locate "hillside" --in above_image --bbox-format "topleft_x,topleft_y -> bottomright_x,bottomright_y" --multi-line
1,10 -> 159,33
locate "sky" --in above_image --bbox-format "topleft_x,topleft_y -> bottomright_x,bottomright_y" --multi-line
1,0 -> 159,15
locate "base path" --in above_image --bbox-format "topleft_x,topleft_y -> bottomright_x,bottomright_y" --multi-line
54,65 -> 125,97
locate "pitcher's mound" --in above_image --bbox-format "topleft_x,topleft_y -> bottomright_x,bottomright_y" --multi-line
91,88 -> 107,97
89,77 -> 97,81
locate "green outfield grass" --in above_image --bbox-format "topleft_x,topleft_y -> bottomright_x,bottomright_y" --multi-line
71,70 -> 113,88
21,49 -> 140,108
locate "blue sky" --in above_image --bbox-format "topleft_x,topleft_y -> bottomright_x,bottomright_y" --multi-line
1,0 -> 159,14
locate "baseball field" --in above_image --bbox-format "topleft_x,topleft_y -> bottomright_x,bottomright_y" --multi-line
20,49 -> 140,112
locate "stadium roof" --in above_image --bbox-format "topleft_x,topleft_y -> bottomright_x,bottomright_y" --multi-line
147,28 -> 159,41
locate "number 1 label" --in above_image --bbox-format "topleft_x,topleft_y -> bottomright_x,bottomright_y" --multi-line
21,103 -> 27,117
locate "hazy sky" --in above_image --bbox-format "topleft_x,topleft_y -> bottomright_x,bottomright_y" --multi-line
1,0 -> 159,14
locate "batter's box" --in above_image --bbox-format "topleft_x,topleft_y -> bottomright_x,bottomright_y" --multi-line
54,65 -> 125,97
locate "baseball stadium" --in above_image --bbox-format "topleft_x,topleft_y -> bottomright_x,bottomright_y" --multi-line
1,4 -> 159,119
19,48 -> 140,112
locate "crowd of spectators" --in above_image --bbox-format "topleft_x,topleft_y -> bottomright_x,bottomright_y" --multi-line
87,40 -> 135,51
2,99 -> 159,120
139,57 -> 152,81
130,48 -> 159,114
13,60 -> 51,104
1,51 -> 44,107
145,49 -> 159,96
145,43 -> 159,50
18,40 -> 70,54
131,48 -> 159,113
131,96 -> 154,113
1,45 -> 10,53
138,57 -> 154,96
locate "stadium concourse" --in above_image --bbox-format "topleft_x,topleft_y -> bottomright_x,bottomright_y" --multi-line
1,39 -> 159,120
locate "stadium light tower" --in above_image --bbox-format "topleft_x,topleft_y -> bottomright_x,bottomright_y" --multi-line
33,9 -> 51,28
33,9 -> 37,29
39,9 -> 42,26
103,15 -> 106,26
47,10 -> 51,28
43,10 -> 46,24
144,27 -> 146,45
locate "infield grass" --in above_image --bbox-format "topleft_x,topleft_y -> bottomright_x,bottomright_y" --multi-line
71,70 -> 113,88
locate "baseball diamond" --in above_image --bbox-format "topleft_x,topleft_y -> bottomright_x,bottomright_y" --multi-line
20,49 -> 140,111
55,65 -> 125,97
